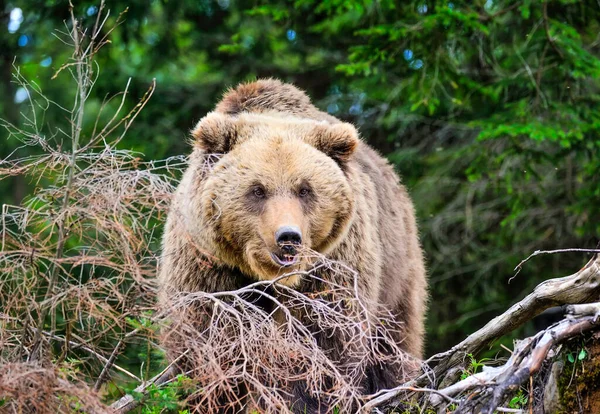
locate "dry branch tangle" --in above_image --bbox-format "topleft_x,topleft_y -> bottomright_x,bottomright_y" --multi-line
106,255 -> 600,413
0,5 -> 179,413
157,264 -> 416,413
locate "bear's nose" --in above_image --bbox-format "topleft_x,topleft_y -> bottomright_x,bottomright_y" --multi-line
275,226 -> 302,247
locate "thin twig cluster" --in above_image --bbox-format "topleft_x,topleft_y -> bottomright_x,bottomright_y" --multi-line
0,2 -> 180,412
159,251 -> 416,413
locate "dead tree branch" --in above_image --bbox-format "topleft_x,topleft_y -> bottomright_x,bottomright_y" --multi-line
361,254 -> 600,411
427,255 -> 600,380
431,302 -> 600,413
0,5 -> 178,412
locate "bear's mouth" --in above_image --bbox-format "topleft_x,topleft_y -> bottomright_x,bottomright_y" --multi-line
270,251 -> 299,267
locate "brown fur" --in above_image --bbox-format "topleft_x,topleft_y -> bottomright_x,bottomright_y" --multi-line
159,79 -> 428,409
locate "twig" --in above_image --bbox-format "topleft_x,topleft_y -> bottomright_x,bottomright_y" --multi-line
93,329 -> 139,391
512,248 -> 600,279
39,330 -> 141,382
361,385 -> 458,412
110,352 -> 188,413
542,2 -> 564,58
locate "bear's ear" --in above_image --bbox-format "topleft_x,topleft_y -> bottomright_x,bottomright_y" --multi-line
191,112 -> 239,154
311,123 -> 359,165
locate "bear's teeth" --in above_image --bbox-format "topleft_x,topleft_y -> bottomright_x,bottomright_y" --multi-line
271,252 -> 298,266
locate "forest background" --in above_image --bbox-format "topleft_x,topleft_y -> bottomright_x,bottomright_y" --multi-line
0,0 -> 599,408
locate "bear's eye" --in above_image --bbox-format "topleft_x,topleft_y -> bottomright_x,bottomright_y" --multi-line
298,187 -> 311,198
252,186 -> 266,199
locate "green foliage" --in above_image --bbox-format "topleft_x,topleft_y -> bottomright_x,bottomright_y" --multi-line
508,389 -> 528,409
131,375 -> 195,414
566,344 -> 588,364
397,405 -> 437,414
55,358 -> 84,382
126,311 -> 160,332
460,353 -> 490,380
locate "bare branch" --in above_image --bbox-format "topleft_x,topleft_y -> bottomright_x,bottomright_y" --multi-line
428,255 -> 600,377
513,248 -> 600,278
431,303 -> 600,413
363,255 -> 600,412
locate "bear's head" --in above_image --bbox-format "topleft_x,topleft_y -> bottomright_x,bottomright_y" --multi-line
191,112 -> 358,286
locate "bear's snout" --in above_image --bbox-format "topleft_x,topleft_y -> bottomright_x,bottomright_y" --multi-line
275,225 -> 302,247
271,225 -> 302,267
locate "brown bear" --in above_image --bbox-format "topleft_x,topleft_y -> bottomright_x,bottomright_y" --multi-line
158,79 -> 427,412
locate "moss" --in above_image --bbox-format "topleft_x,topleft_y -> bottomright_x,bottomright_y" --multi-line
557,333 -> 600,413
